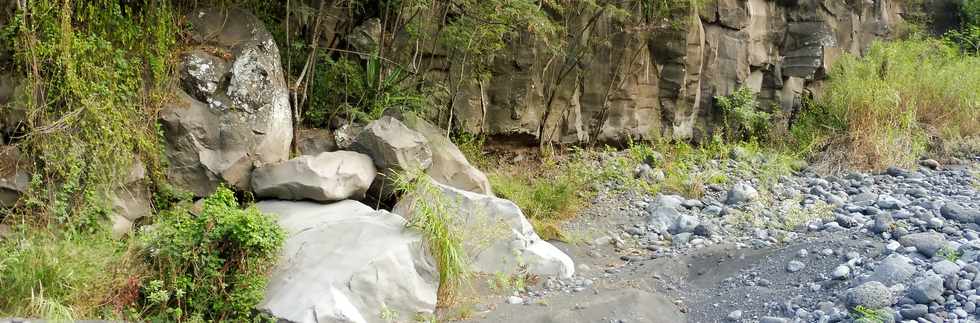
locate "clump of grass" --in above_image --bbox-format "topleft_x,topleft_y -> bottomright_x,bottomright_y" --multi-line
796,38 -> 980,170
393,171 -> 470,307
851,305 -> 891,323
938,246 -> 962,262
489,149 -> 595,241
0,228 -> 137,319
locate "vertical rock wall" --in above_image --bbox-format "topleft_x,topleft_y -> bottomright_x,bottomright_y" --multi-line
441,0 -> 906,144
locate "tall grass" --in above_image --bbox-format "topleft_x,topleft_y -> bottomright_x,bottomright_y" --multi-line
0,229 -> 137,319
797,38 -> 980,170
393,171 -> 469,307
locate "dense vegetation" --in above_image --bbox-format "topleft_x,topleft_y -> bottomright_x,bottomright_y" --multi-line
0,0 -> 978,320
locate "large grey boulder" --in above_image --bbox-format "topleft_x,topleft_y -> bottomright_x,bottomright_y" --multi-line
941,202 -> 980,224
251,151 -> 376,202
160,8 -> 292,197
352,116 -> 432,175
908,273 -> 944,304
646,195 -> 700,234
394,178 -> 574,278
0,145 -> 29,208
399,113 -> 493,195
256,200 -> 438,323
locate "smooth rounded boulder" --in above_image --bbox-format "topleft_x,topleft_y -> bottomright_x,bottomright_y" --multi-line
251,151 -> 376,202
256,200 -> 438,323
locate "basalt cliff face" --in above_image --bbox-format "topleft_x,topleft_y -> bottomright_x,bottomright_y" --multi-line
409,0 -> 907,144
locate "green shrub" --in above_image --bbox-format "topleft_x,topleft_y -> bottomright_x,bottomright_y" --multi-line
304,54 -> 425,127
714,87 -> 771,141
797,38 -> 980,169
137,186 -> 284,321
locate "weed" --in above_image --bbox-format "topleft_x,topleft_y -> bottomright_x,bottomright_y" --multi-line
851,305 -> 890,323
7,0 -> 177,227
393,171 -> 470,307
797,38 -> 980,170
715,87 -> 771,141
0,228 -> 135,319
938,246 -> 962,262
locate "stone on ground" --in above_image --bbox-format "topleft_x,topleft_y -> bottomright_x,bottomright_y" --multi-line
725,182 -> 759,205
251,151 -> 376,202
898,232 -> 949,258
256,200 -> 437,323
845,281 -> 894,309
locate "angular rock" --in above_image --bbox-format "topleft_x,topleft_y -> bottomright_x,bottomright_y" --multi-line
161,8 -> 292,196
295,128 -> 337,156
867,254 -> 915,286
398,113 -> 493,195
256,200 -> 438,323
899,232 -> 949,258
394,178 -> 574,278
908,274 -> 944,304
251,151 -> 376,202
352,116 -> 432,174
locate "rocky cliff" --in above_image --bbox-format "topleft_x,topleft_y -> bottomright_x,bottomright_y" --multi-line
408,0 -> 907,144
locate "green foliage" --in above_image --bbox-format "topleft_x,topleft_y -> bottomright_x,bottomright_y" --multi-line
797,38 -> 980,170
963,0 -> 980,27
137,186 -> 284,322
714,87 -> 771,141
945,25 -> 980,54
8,0 -> 177,227
305,55 -> 425,127
452,131 -> 489,169
489,150 -> 595,241
939,246 -> 962,262
393,171 -> 469,307
0,228 -> 134,319
436,0 -> 562,59
851,305 -> 890,323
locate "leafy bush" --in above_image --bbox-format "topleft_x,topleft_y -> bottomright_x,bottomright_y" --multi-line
305,55 -> 425,127
714,87 -> 771,141
797,38 -> 980,169
137,186 -> 284,321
